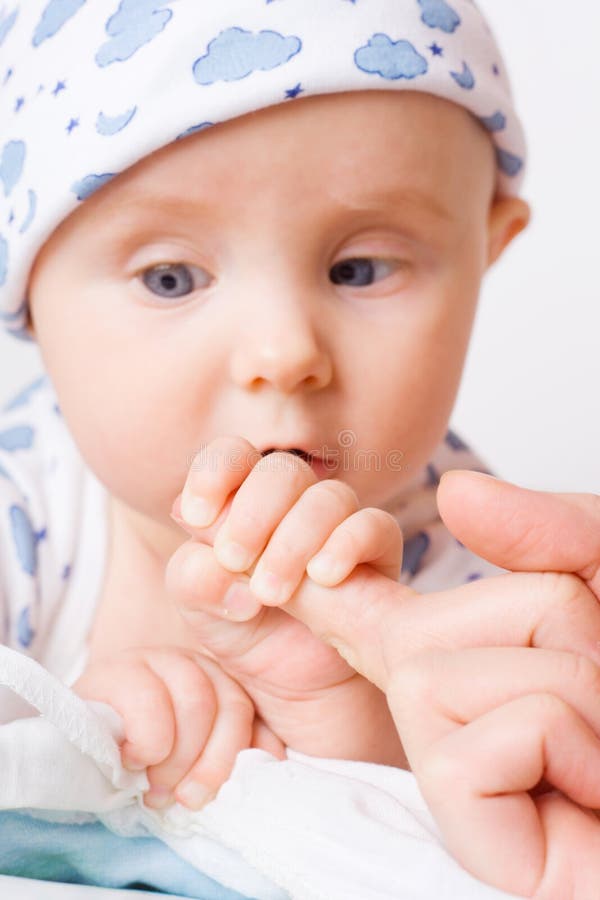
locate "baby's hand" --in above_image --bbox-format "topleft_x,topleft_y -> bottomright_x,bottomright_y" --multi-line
175,435 -> 403,609
165,435 -> 407,765
390,644 -> 600,899
73,646 -> 285,810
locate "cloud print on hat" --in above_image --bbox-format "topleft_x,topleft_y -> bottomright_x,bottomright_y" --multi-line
95,0 -> 175,67
0,7 -> 18,47
96,107 -> 137,136
0,141 -> 25,198
355,34 -> 428,80
71,173 -> 116,201
450,61 -> 475,89
32,0 -> 87,47
192,27 -> 301,85
417,0 -> 461,33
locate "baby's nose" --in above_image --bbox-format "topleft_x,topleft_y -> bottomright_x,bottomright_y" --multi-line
228,305 -> 332,393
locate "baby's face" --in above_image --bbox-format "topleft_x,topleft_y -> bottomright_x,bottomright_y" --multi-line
27,91 -> 524,559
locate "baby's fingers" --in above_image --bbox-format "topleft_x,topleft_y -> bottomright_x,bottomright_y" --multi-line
306,507 -> 403,585
174,662 -> 257,809
141,651 -> 219,809
74,656 -> 175,771
180,435 -> 261,528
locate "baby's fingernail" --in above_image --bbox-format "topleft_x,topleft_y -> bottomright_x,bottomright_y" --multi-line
222,582 -> 262,620
307,552 -> 345,584
181,490 -> 217,528
176,780 -> 215,810
249,569 -> 288,605
144,787 -> 174,810
215,540 -> 253,572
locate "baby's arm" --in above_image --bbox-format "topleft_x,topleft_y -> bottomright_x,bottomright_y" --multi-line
73,646 -> 285,809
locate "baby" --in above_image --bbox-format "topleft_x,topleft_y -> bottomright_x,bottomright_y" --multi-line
6,1 -> 592,897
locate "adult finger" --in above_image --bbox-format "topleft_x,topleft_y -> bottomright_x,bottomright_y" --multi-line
281,566 -> 600,693
414,693 -> 600,898
437,470 -> 600,595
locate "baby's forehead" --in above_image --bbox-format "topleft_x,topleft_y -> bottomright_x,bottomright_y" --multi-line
0,0 -> 526,340
94,91 -> 489,215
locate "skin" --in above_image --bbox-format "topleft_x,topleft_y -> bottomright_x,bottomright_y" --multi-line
26,90 -> 530,806
26,90 -> 528,566
264,472 -> 600,899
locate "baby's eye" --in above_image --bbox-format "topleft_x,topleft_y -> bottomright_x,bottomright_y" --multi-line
329,257 -> 397,288
140,263 -> 210,299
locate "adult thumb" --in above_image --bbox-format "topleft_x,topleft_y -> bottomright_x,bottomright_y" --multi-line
437,470 -> 600,595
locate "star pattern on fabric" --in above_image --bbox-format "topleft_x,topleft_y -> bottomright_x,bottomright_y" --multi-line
285,82 -> 304,99
52,80 -> 66,96
14,97 -> 25,112
428,42 -> 443,56
66,117 -> 79,134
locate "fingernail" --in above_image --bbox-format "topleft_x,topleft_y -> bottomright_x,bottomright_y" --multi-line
249,568 -> 287,605
181,489 -> 217,528
176,781 -> 215,810
307,552 -> 345,584
144,787 -> 174,810
222,582 -> 262,620
215,540 -> 253,572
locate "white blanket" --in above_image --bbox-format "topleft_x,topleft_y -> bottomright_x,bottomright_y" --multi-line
0,646 -> 519,900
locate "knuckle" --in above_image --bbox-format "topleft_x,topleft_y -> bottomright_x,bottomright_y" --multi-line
360,506 -> 401,536
529,692 -> 572,727
417,743 -> 466,790
539,571 -> 586,612
308,478 -> 360,509
388,652 -> 443,708
564,651 -> 600,695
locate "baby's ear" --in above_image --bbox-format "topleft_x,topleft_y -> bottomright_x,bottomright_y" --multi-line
486,195 -> 531,267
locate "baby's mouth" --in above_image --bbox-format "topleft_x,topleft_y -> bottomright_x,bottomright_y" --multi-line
261,447 -> 314,464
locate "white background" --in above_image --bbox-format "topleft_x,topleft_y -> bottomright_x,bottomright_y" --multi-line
1,1 -> 598,492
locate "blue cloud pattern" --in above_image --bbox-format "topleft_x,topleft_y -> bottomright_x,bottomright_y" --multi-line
0,425 -> 34,451
17,606 -> 35,647
417,0 -> 461,34
496,148 -> 523,177
0,7 -> 18,47
193,27 -> 301,85
401,531 -> 431,576
445,429 -> 468,451
3,376 -> 47,413
450,61 -> 475,89
32,0 -> 87,47
71,173 -> 116,200
479,110 -> 506,132
19,189 -> 37,234
96,0 -> 174,67
0,140 -> 26,198
176,122 -> 214,141
355,34 -> 428,80
96,107 -> 137,136
9,504 -> 45,577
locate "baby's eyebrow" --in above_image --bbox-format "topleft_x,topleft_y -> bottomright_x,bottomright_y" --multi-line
332,187 -> 454,223
103,185 -> 453,230
105,194 -> 209,222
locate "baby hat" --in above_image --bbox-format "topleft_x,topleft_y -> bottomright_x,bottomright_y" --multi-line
0,0 -> 527,342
